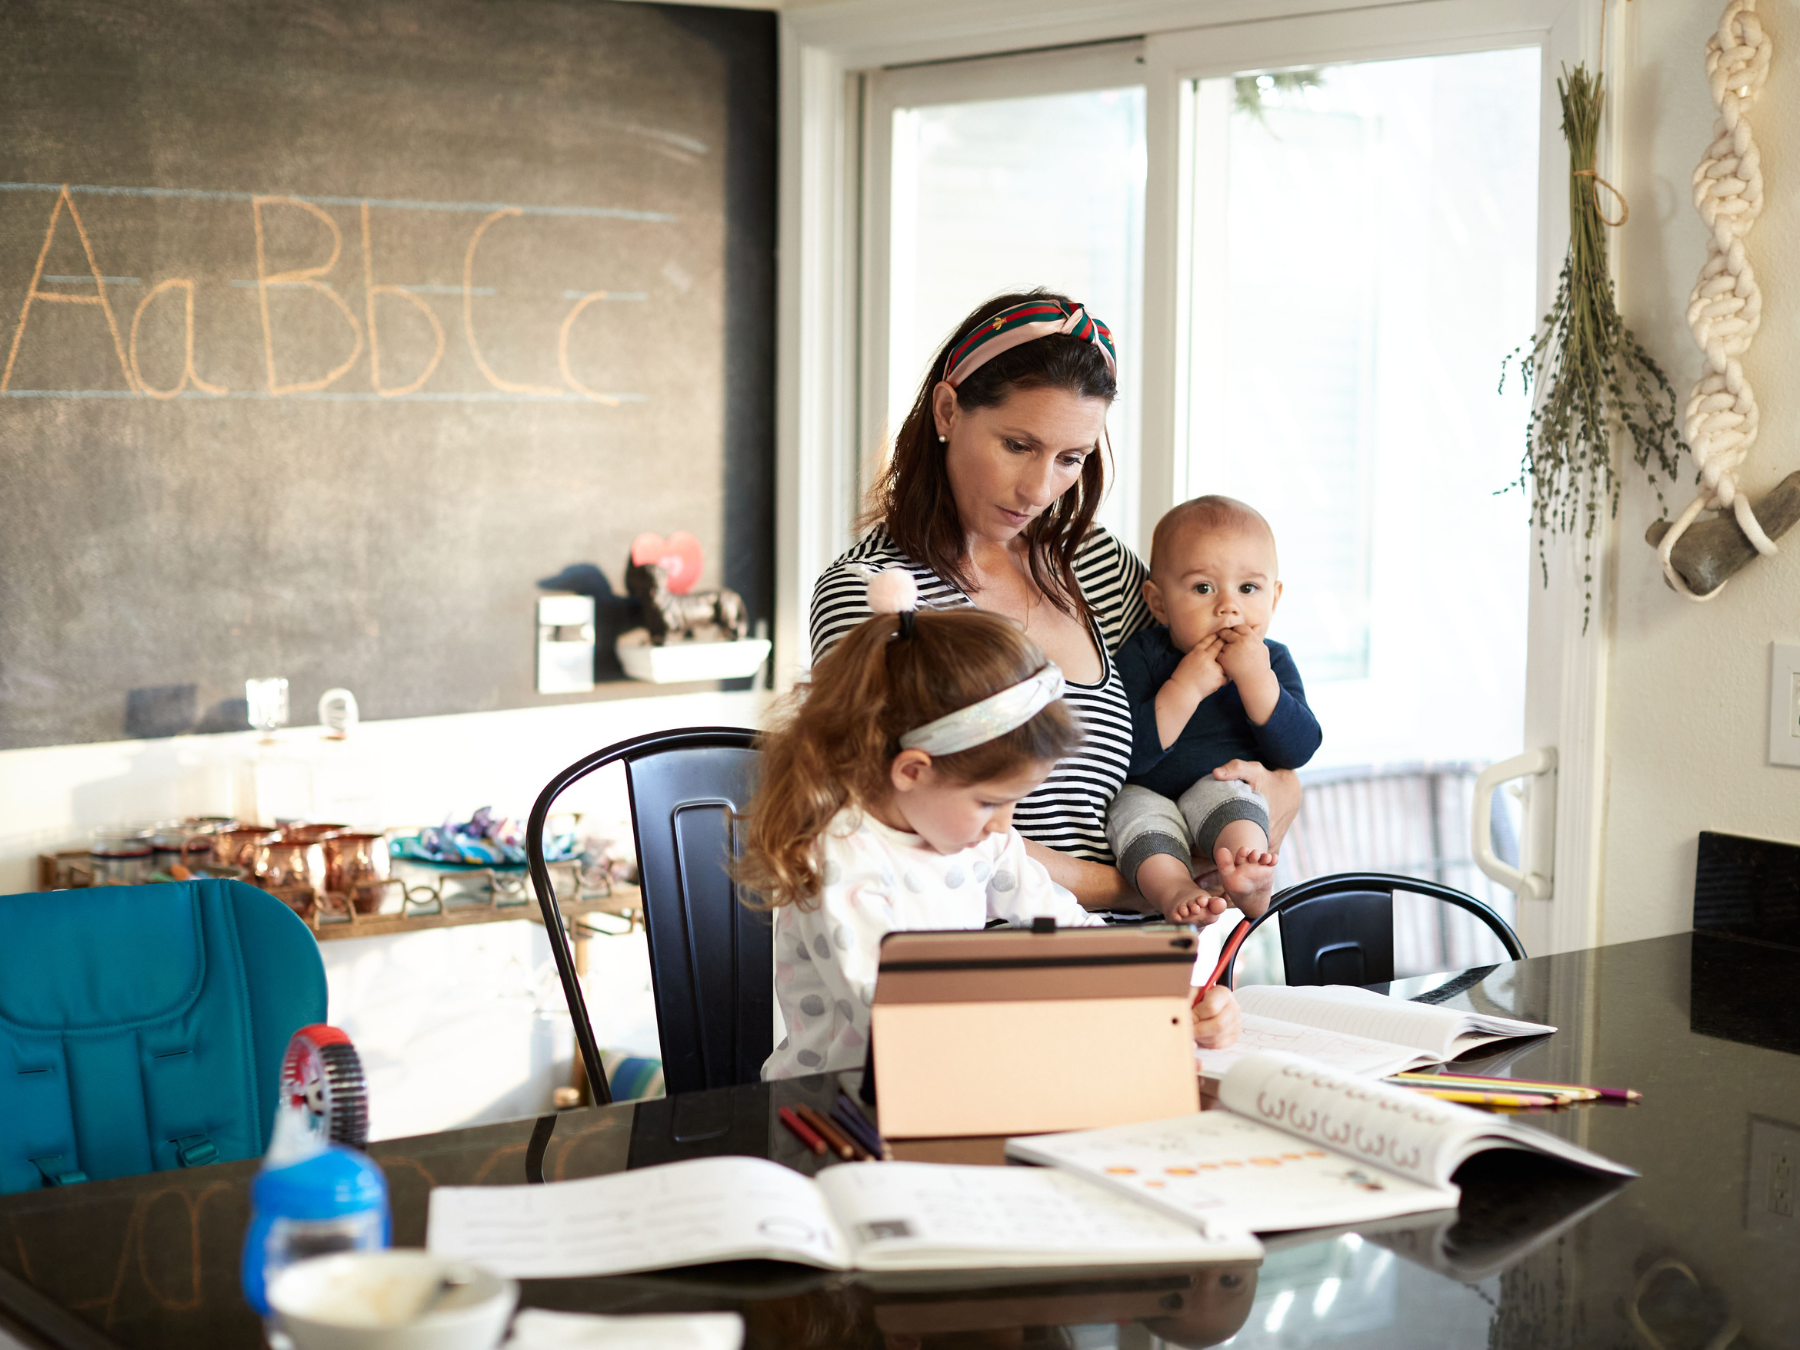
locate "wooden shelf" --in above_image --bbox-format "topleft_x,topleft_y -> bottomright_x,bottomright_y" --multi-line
35,849 -> 642,942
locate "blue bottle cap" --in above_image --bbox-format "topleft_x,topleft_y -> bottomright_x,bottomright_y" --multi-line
251,1145 -> 387,1222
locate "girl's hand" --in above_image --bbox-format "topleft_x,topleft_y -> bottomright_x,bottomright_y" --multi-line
1190,985 -> 1241,1049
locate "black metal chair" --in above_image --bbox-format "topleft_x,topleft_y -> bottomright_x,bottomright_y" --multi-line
527,727 -> 768,1105
1222,871 -> 1525,987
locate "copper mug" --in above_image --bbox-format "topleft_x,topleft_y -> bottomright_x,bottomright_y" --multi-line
253,838 -> 328,895
211,827 -> 277,871
322,832 -> 391,912
282,823 -> 348,845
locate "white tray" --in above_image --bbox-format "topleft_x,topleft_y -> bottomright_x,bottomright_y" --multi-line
616,632 -> 771,684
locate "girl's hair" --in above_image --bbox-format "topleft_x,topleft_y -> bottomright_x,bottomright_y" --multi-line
738,608 -> 1081,910
863,289 -> 1118,625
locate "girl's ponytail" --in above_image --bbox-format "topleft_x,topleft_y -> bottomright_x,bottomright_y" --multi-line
737,603 -> 1080,910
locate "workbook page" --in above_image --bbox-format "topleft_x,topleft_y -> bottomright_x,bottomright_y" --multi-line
815,1163 -> 1258,1270
1006,1110 -> 1456,1234
1195,1015 -> 1436,1081
1234,985 -> 1553,1061
427,1156 -> 850,1277
1214,1052 -> 1634,1187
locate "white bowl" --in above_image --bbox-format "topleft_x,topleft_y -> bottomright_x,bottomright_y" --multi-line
269,1251 -> 518,1350
615,631 -> 771,684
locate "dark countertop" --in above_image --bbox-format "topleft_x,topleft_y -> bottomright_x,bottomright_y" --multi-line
1,930 -> 1796,1349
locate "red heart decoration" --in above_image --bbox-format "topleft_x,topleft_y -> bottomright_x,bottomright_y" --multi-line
630,530 -> 705,595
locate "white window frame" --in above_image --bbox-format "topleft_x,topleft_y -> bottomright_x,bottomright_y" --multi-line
861,41 -> 1148,550
778,0 -> 1622,955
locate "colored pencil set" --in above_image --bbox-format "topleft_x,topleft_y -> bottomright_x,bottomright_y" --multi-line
1385,1070 -> 1641,1109
779,1093 -> 891,1161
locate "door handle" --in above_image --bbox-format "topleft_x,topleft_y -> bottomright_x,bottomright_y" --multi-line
1471,748 -> 1556,902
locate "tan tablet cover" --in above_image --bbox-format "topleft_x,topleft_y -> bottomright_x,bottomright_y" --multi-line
870,928 -> 1202,1139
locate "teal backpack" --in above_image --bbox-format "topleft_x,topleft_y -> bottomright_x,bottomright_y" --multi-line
0,878 -> 326,1194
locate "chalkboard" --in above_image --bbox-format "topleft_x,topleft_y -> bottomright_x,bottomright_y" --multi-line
0,0 -> 776,751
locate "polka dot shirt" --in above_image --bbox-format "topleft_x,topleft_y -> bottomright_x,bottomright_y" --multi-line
762,807 -> 1101,1080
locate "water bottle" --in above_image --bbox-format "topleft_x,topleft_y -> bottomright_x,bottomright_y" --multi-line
240,1107 -> 390,1314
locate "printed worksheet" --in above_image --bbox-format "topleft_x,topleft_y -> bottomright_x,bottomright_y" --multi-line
1195,1015 -> 1431,1081
428,1156 -> 848,1277
1008,1102 -> 1457,1233
816,1161 -> 1257,1269
427,1155 -> 1261,1278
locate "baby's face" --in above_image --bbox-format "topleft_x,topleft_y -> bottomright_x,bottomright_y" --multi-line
1145,524 -> 1281,652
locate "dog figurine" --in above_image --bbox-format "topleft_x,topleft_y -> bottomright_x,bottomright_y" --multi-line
625,560 -> 749,645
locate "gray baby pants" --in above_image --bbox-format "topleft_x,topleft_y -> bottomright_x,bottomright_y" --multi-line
1107,778 -> 1270,889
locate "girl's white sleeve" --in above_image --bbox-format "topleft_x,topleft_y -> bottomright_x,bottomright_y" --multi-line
983,829 -> 1103,928
768,828 -> 896,1074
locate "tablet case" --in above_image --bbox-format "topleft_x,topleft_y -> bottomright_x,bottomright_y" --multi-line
870,926 -> 1202,1138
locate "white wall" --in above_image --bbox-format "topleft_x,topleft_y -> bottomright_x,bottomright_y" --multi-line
1604,0 -> 1800,943
2,689 -> 770,1136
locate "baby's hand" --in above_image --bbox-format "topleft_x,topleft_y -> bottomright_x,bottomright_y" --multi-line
1191,985 -> 1241,1049
1215,627 -> 1272,684
1170,631 -> 1227,701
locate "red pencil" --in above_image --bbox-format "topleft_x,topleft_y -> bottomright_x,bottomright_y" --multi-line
1191,919 -> 1253,1008
778,1105 -> 827,1155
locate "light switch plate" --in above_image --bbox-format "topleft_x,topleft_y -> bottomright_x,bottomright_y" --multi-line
1770,643 -> 1800,768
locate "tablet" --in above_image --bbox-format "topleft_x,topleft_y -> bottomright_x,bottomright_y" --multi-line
869,924 -> 1202,1139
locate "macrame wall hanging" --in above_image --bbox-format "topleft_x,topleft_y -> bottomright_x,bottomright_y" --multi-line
1646,0 -> 1800,598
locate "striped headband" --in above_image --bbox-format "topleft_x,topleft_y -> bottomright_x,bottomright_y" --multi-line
942,300 -> 1118,388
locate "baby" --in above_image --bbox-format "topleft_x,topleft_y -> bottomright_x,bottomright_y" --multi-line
1108,495 -> 1321,924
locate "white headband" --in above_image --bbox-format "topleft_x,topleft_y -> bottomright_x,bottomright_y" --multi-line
899,663 -> 1066,755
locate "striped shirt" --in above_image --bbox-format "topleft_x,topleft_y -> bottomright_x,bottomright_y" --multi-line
810,524 -> 1153,865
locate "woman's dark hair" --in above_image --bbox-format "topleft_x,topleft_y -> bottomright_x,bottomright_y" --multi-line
864,289 -> 1118,622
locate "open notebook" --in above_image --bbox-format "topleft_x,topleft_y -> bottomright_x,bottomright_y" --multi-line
1194,984 -> 1555,1081
1007,1050 -> 1634,1234
426,1155 -> 1261,1278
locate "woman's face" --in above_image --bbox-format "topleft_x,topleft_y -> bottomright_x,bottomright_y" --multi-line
932,383 -> 1110,547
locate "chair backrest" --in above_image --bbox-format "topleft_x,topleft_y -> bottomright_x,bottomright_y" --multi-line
1224,871 -> 1526,987
0,879 -> 327,1194
528,727 -> 768,1103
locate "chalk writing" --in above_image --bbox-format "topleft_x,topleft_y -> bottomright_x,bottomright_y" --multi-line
2,181 -> 656,404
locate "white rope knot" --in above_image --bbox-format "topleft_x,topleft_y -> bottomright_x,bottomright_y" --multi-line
1662,0 -> 1777,599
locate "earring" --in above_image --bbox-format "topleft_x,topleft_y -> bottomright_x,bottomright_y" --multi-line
938,433 -> 947,443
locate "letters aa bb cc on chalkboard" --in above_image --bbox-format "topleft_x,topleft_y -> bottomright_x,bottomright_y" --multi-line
0,0 -> 776,751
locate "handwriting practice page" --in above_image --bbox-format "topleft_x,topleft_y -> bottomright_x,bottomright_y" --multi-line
1233,985 -> 1554,1061
1195,1015 -> 1433,1081
427,1156 -> 850,1277
815,1163 -> 1256,1268
1007,1111 -> 1456,1233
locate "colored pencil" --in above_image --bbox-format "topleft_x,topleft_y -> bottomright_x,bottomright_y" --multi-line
1387,1076 -> 1587,1103
836,1093 -> 894,1161
1191,919 -> 1253,1008
1404,1087 -> 1573,1108
796,1104 -> 861,1160
831,1099 -> 884,1159
1390,1070 -> 1637,1100
778,1105 -> 827,1156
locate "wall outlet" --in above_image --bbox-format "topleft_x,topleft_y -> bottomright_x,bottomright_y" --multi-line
1771,644 -> 1800,768
1746,1116 -> 1800,1234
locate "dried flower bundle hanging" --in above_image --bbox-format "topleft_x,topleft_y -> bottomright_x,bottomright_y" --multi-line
1500,65 -> 1685,629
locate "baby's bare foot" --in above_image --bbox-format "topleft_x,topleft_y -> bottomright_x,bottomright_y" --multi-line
1213,843 -> 1277,900
1136,853 -> 1224,926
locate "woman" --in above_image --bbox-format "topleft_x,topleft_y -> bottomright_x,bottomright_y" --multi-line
811,290 -> 1298,911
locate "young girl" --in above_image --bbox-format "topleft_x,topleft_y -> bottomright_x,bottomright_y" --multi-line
740,570 -> 1241,1079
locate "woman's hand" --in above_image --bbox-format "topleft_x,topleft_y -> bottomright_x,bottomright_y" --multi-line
1191,985 -> 1241,1049
1210,760 -> 1301,846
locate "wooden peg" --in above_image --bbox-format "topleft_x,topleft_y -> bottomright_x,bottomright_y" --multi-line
1645,470 -> 1800,595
